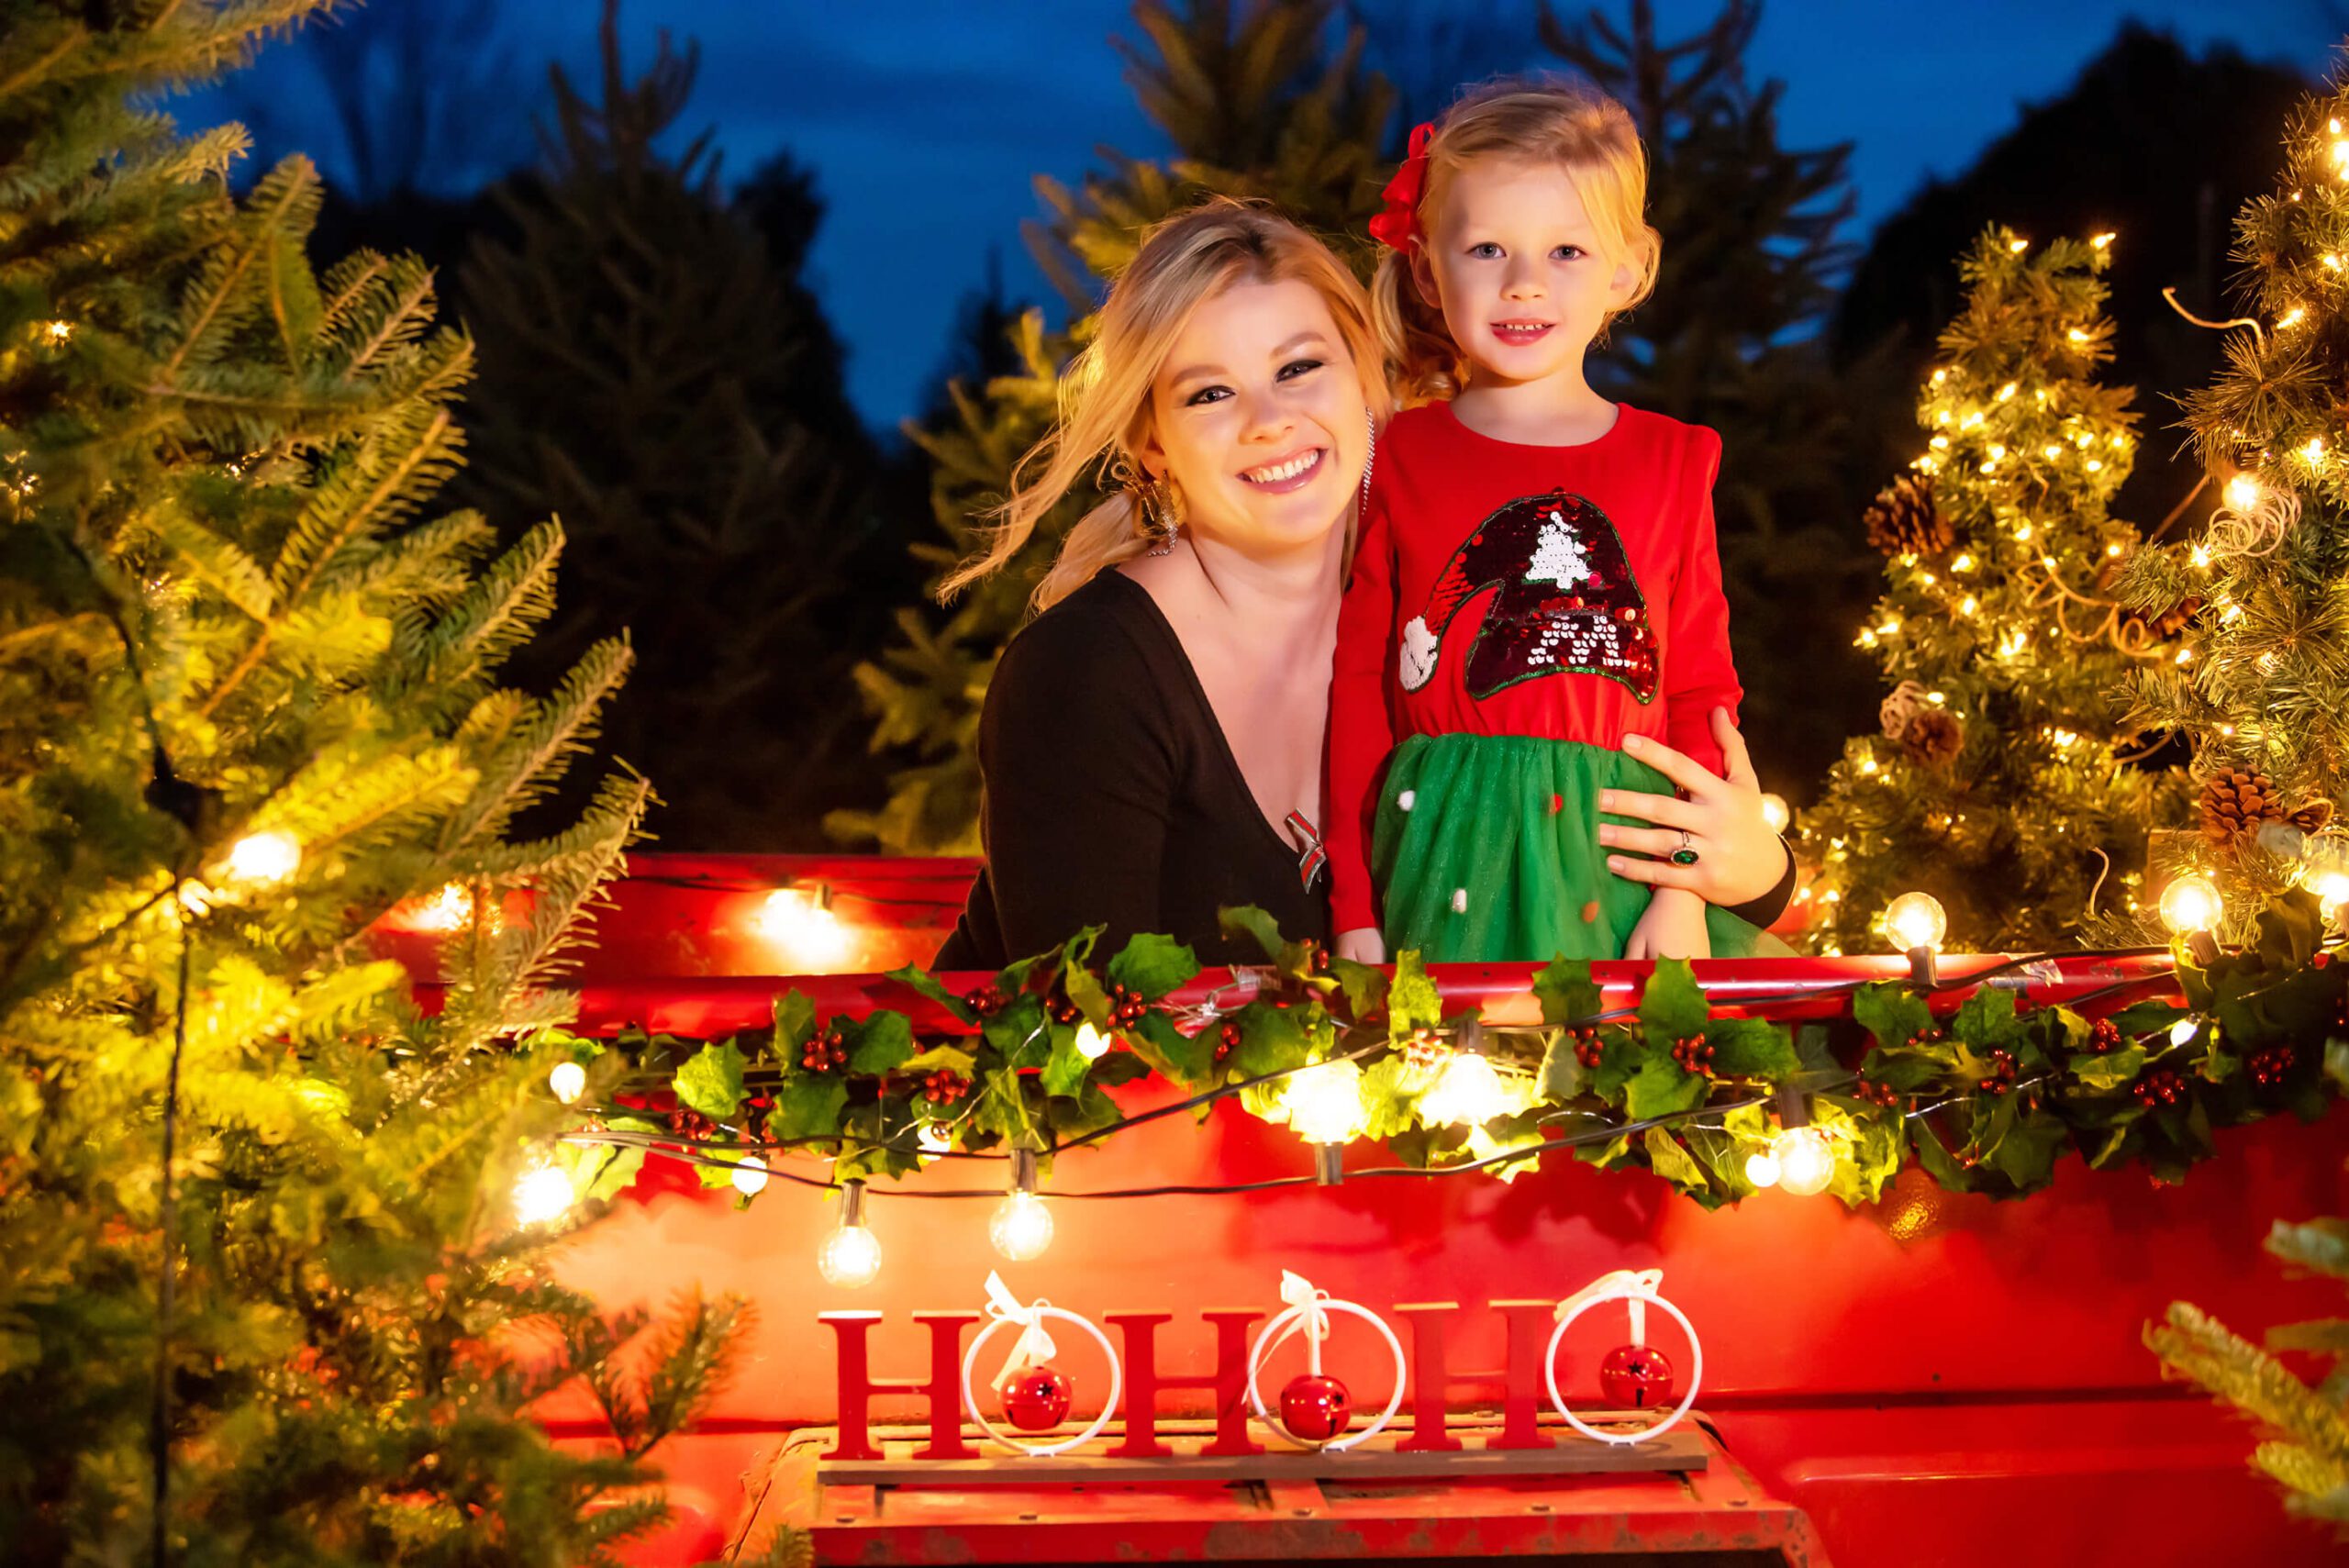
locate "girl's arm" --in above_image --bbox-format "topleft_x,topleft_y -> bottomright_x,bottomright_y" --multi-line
976,607 -> 1179,961
1327,478 -> 1400,950
1659,428 -> 1742,779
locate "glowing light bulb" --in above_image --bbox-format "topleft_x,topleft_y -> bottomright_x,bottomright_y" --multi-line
1772,1127 -> 1836,1197
1284,1058 -> 1365,1146
1884,892 -> 1948,953
408,882 -> 475,931
1073,1021 -> 1109,1060
989,1191 -> 1054,1261
2169,1018 -> 2198,1048
751,886 -> 854,973
1421,1051 -> 1507,1128
917,1122 -> 953,1154
548,1061 -> 586,1105
2159,874 -> 2222,935
1744,1150 -> 1782,1188
223,830 -> 301,885
2224,473 -> 2263,513
2091,231 -> 2115,250
514,1164 -> 573,1227
2311,870 -> 2349,917
731,1155 -> 770,1196
2008,237 -> 2029,253
2304,437 -> 2328,464
1760,794 -> 1791,834
818,1220 -> 884,1288
43,320 -> 71,342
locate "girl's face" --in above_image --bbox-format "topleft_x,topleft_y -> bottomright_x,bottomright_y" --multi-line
1412,157 -> 1638,389
1140,277 -> 1368,558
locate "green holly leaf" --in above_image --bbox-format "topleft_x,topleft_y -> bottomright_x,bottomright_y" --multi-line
1532,956 -> 1603,1027
1987,1111 -> 2068,1193
1642,1126 -> 1709,1194
1825,1109 -> 1904,1207
900,1044 -> 976,1076
1130,1008 -> 1208,1084
1108,932 -> 1199,999
1951,987 -> 2028,1054
1590,1030 -> 1644,1104
1853,982 -> 1934,1052
770,1075 -> 849,1142
2254,889 -> 2325,973
1624,1053 -> 1707,1121
1538,1032 -> 1586,1102
1230,1004 -> 1310,1081
847,1010 -> 915,1075
1468,1116 -> 1548,1182
2069,1045 -> 2146,1093
1909,1121 -> 1972,1191
1041,1024 -> 1093,1098
967,1071 -> 1035,1145
983,995 -> 1052,1070
1217,905 -> 1286,961
1678,1123 -> 1753,1199
1361,1054 -> 1422,1140
1328,958 -> 1387,1019
883,964 -> 974,1023
1387,950 -> 1443,1038
674,1040 -> 747,1120
1574,1130 -> 1634,1168
1049,1084 -> 1123,1141
1063,962 -> 1112,1025
1865,1048 -> 1947,1093
1709,1017 -> 1798,1080
773,991 -> 818,1054
1637,958 -> 1709,1045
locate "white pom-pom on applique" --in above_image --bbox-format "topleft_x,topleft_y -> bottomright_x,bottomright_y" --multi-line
1397,790 -> 1416,811
1399,616 -> 1439,690
1451,887 -> 1467,914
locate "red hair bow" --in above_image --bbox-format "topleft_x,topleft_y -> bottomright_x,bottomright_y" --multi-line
1367,121 -> 1434,253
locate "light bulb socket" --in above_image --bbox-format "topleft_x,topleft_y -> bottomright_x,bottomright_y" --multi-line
1776,1085 -> 1811,1131
1312,1143 -> 1345,1185
839,1177 -> 866,1228
1907,943 -> 1940,989
1453,1017 -> 1486,1055
1008,1147 -> 1040,1197
2186,929 -> 2221,967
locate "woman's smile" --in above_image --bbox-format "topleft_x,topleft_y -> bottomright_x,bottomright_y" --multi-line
1490,319 -> 1554,345
1239,445 -> 1327,492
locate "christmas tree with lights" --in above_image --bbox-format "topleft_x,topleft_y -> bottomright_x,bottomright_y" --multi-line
0,5 -> 752,1559
2121,83 -> 2349,925
829,0 -> 1393,853
1797,227 -> 2189,955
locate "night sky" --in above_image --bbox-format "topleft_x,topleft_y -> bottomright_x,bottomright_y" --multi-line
177,1 -> 2343,430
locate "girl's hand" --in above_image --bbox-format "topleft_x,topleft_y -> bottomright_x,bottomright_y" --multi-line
1623,887 -> 1711,961
1598,707 -> 1789,907
1334,927 -> 1387,964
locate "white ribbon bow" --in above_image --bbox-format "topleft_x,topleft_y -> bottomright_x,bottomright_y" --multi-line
1555,1267 -> 1664,1347
984,1270 -> 1058,1386
1264,1269 -> 1335,1374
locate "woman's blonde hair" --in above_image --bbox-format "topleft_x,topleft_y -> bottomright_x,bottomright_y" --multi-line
1373,79 -> 1663,405
941,197 -> 1386,612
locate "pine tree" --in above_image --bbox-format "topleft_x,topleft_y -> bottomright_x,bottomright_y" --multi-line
0,5 -> 754,1559
830,0 -> 1394,854
1797,228 -> 2189,955
2147,1048 -> 2349,1533
459,1 -> 890,851
1537,0 -> 1892,791
2122,75 -> 2349,913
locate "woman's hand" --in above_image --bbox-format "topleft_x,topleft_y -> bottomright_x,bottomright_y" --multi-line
1598,707 -> 1788,907
1335,927 -> 1387,964
1623,886 -> 1711,961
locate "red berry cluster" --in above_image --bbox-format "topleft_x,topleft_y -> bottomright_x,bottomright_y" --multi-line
1105,983 -> 1151,1028
963,983 -> 1009,1016
1302,940 -> 1330,974
2248,1044 -> 2296,1088
1571,1028 -> 1605,1069
1669,1035 -> 1715,1076
1215,1019 -> 1243,1063
1045,992 -> 1084,1025
2085,1018 -> 2123,1054
2134,1069 -> 2188,1109
1976,1048 -> 2017,1095
1902,1029 -> 1943,1051
1399,1029 -> 1447,1073
800,1027 -> 848,1073
667,1106 -> 715,1137
1854,1077 -> 1900,1108
920,1069 -> 969,1105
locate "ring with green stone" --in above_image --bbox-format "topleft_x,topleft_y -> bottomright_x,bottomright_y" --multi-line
1671,830 -> 1700,867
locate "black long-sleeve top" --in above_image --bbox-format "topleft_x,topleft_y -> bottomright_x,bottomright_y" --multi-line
933,570 -> 1794,972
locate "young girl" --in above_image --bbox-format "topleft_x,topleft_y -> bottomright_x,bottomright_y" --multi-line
1329,82 -> 1778,965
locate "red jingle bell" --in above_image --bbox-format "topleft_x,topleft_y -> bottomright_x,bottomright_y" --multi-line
1598,1342 -> 1676,1409
997,1364 -> 1073,1431
1280,1372 -> 1352,1443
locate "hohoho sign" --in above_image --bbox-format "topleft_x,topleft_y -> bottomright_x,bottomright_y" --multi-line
818,1270 -> 1705,1470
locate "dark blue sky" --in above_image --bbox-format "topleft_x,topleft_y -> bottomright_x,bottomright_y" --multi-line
178,1 -> 2342,429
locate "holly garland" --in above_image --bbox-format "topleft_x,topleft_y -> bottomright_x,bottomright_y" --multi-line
550,895 -> 2348,1210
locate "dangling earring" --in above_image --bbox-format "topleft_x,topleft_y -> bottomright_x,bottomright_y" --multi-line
1361,408 -> 1377,509
1130,473 -> 1184,555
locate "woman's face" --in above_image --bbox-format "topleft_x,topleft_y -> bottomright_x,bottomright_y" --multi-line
1141,276 -> 1368,559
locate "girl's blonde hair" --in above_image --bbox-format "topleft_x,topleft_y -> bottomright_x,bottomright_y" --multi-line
1373,80 -> 1663,405
941,196 -> 1386,612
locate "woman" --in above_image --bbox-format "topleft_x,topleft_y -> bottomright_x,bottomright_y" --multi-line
934,200 -> 1789,969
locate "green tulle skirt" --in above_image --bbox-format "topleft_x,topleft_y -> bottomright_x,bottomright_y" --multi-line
1371,732 -> 1786,963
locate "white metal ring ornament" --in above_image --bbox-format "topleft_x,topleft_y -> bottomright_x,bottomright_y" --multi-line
1543,1272 -> 1703,1445
1244,1282 -> 1408,1451
959,1301 -> 1123,1458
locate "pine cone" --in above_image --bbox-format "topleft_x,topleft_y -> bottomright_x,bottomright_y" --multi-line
1864,474 -> 1954,560
1899,707 -> 1964,767
2199,768 -> 2279,845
